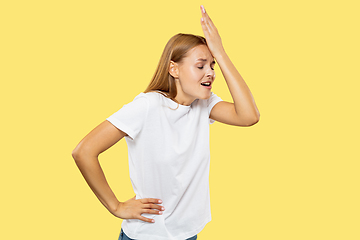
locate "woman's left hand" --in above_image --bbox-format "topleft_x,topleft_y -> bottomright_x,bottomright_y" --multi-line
200,5 -> 225,58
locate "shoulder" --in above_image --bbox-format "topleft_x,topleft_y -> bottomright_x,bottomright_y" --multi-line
134,91 -> 164,110
140,91 -> 162,104
131,91 -> 160,102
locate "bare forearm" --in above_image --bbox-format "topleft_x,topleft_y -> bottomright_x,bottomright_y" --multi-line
73,154 -> 120,214
216,50 -> 260,120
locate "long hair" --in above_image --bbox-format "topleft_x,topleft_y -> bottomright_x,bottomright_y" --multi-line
144,33 -> 207,104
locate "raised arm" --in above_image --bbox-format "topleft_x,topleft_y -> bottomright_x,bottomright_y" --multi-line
200,5 -> 260,126
72,120 -> 164,223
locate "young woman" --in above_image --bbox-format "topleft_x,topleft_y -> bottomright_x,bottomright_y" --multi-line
72,5 -> 260,240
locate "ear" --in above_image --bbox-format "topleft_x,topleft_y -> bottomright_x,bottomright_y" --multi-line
169,61 -> 179,78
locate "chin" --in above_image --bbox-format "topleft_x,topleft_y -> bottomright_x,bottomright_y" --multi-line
197,92 -> 211,100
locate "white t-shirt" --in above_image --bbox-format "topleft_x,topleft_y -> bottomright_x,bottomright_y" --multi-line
106,91 -> 223,240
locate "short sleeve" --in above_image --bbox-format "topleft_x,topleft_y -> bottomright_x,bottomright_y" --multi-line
106,93 -> 149,140
207,92 -> 223,124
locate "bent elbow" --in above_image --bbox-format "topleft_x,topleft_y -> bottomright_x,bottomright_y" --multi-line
72,145 -> 98,163
242,115 -> 260,127
72,149 -> 81,161
72,146 -> 86,162
253,115 -> 260,124
250,115 -> 260,126
251,119 -> 259,126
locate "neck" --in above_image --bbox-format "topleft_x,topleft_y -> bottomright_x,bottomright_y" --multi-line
174,80 -> 196,106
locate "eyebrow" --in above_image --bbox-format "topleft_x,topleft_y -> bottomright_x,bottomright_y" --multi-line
196,58 -> 216,64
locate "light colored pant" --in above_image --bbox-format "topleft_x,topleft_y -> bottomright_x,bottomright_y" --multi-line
118,228 -> 198,240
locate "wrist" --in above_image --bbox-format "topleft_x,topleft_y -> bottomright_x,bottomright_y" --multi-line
214,48 -> 227,61
109,200 -> 122,214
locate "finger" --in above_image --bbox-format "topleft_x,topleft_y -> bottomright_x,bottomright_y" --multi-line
200,16 -> 210,32
204,13 -> 215,32
138,215 -> 155,223
201,19 -> 209,33
200,5 -> 207,23
142,209 -> 164,215
140,198 -> 162,204
201,6 -> 216,31
200,5 -> 210,23
200,14 -> 213,34
205,11 -> 214,25
200,5 -> 209,26
143,204 -> 165,211
200,5 -> 205,16
201,20 -> 212,39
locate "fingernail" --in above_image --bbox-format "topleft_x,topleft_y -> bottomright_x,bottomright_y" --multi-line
151,219 -> 155,223
161,207 -> 165,210
201,18 -> 204,22
159,211 -> 163,215
201,5 -> 205,13
158,200 -> 162,203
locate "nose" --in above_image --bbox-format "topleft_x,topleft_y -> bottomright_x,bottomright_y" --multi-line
206,68 -> 215,79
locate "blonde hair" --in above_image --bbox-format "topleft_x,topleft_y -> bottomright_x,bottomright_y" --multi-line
144,33 -> 207,104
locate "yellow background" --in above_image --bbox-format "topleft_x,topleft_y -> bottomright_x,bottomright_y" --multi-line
1,0 -> 359,239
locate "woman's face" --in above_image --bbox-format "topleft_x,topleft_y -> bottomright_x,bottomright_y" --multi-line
173,44 -> 216,105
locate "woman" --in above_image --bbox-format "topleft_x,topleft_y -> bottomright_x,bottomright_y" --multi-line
72,5 -> 260,240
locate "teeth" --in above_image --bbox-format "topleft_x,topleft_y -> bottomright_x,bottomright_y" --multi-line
201,82 -> 211,86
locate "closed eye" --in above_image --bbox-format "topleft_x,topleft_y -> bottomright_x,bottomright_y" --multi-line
198,66 -> 215,70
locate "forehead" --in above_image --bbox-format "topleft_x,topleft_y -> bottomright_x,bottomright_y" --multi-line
185,45 -> 214,62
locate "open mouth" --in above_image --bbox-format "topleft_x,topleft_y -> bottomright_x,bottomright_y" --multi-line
201,81 -> 212,89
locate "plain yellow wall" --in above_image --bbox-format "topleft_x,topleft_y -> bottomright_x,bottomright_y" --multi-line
1,0 -> 359,239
